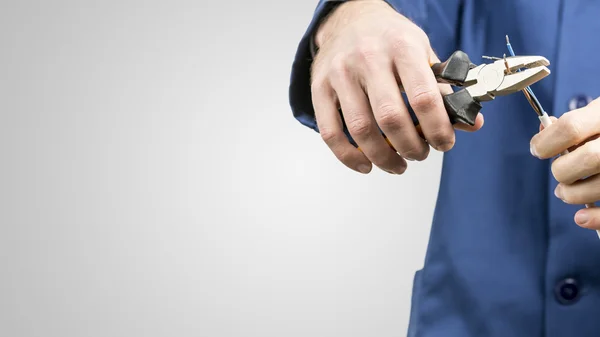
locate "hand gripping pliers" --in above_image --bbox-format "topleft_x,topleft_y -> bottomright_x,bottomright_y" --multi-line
404,50 -> 551,126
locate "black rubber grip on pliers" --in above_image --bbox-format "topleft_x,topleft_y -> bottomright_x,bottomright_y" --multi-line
409,50 -> 481,125
427,50 -> 482,126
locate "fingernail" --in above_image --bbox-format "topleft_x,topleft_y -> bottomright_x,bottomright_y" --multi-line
395,167 -> 407,175
575,212 -> 590,226
554,185 -> 564,200
405,157 -> 415,161
358,165 -> 371,174
433,142 -> 453,152
530,144 -> 539,157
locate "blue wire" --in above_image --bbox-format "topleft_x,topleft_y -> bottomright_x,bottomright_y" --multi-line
506,43 -> 516,57
506,39 -> 546,114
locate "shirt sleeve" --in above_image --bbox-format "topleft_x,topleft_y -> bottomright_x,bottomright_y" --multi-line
288,1 -> 344,133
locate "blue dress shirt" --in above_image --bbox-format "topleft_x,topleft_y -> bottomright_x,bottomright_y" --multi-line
289,1 -> 600,336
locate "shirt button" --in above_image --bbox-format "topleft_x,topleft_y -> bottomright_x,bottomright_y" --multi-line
568,95 -> 593,110
555,278 -> 581,305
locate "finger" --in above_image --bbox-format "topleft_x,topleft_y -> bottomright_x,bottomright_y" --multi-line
539,116 -> 558,132
312,79 -> 372,174
531,101 -> 600,158
330,66 -> 407,174
536,115 -> 597,154
394,47 -> 455,151
551,138 -> 600,184
364,58 -> 429,161
454,113 -> 484,132
555,175 -> 600,205
574,207 -> 600,230
536,116 -> 579,153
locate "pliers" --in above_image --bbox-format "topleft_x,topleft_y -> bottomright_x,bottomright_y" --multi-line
405,50 -> 551,126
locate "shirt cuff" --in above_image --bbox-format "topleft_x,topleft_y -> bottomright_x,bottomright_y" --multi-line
289,1 -> 346,133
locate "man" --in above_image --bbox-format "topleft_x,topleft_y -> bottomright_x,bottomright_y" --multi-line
288,0 -> 600,336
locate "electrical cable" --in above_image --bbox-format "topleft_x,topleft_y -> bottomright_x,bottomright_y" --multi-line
506,36 -> 546,117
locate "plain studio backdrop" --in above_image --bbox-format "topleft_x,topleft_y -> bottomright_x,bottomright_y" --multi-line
0,1 -> 444,336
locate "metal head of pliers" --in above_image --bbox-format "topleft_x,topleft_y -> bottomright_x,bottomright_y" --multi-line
464,55 -> 551,102
431,51 -> 551,125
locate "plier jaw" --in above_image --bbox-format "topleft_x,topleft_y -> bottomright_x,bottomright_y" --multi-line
503,55 -> 550,74
466,55 -> 551,101
493,56 -> 551,96
431,51 -> 551,125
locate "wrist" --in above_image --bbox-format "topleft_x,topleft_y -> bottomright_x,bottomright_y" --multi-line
314,0 -> 393,48
313,2 -> 347,49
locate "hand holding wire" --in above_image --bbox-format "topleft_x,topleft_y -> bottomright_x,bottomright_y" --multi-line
508,36 -> 600,239
532,109 -> 600,239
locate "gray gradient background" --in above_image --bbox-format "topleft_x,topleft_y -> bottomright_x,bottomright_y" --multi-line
0,1 -> 443,336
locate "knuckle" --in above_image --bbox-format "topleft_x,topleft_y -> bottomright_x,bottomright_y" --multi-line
329,54 -> 350,79
347,118 -> 372,138
310,76 -> 328,94
583,143 -> 600,172
319,127 -> 342,145
559,113 -> 584,142
551,161 -> 567,183
354,40 -> 382,65
376,103 -> 404,129
410,88 -> 440,112
388,29 -> 425,57
389,35 -> 413,56
427,128 -> 455,148
383,26 -> 403,39
336,148 -> 356,166
411,28 -> 430,44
